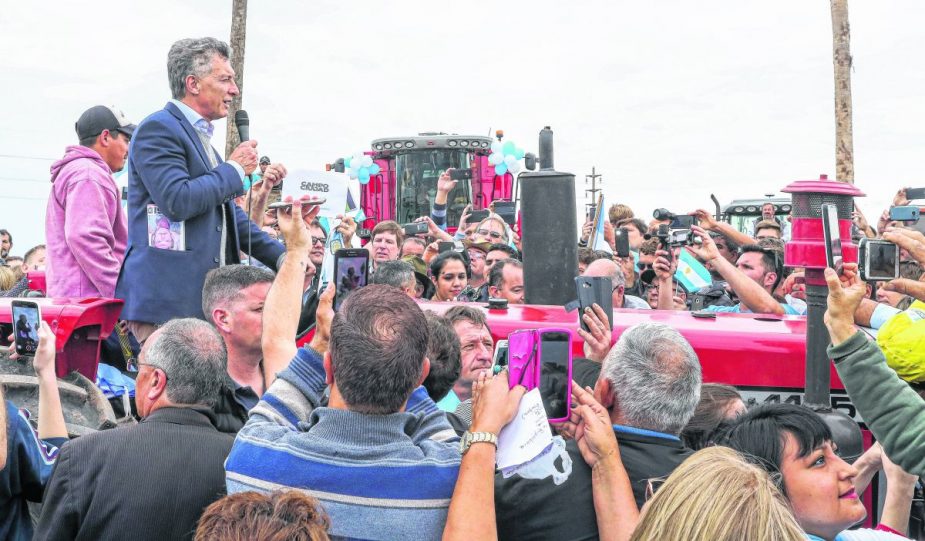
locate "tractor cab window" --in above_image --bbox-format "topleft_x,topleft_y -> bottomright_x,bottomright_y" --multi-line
395,150 -> 472,227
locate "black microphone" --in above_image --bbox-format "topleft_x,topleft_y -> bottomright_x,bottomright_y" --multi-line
234,109 -> 253,266
234,109 -> 250,142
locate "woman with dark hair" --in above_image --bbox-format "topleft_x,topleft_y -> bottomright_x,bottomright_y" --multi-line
429,251 -> 470,302
681,383 -> 746,450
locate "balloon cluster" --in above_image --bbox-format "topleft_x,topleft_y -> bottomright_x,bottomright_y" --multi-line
344,153 -> 381,185
488,141 -> 525,176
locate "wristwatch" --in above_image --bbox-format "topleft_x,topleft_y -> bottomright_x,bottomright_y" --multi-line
459,431 -> 498,455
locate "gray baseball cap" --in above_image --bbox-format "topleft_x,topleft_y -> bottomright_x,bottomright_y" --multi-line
75,105 -> 136,140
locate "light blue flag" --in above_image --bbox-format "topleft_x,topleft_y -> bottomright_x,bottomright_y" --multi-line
675,249 -> 712,292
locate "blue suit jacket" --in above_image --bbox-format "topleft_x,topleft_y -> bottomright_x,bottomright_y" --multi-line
115,102 -> 284,323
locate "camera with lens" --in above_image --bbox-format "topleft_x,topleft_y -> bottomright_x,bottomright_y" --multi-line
647,209 -> 701,250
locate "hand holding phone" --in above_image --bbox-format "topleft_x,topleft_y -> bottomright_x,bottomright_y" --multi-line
333,249 -> 370,310
12,300 -> 41,357
821,204 -> 843,272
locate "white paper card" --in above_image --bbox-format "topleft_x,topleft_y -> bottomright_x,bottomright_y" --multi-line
281,169 -> 349,219
496,388 -> 553,470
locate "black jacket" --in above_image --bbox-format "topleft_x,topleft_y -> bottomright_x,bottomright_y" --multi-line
495,427 -> 693,541
35,406 -> 234,541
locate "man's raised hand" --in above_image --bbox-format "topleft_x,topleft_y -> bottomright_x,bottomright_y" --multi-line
229,140 -> 259,175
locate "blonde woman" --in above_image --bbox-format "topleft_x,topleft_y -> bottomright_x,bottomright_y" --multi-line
630,446 -> 805,541
0,266 -> 16,291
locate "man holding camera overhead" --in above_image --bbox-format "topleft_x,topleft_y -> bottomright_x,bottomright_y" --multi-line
686,226 -> 801,315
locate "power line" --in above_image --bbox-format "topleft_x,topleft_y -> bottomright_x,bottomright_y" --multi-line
0,154 -> 55,161
0,177 -> 47,183
0,195 -> 48,202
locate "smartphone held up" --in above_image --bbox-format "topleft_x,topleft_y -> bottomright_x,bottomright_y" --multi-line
333,248 -> 369,311
11,300 -> 41,357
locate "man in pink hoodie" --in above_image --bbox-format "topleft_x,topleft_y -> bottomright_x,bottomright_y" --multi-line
45,105 -> 135,298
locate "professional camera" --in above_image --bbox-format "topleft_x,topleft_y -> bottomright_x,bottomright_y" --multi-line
646,210 -> 701,250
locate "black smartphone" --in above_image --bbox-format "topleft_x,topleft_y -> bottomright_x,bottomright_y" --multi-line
858,238 -> 900,281
437,241 -> 456,253
403,222 -> 429,236
449,168 -> 473,181
267,198 -> 327,211
12,300 -> 41,357
905,187 -> 925,201
357,228 -> 372,240
821,204 -> 843,270
538,330 -> 573,423
889,206 -> 920,222
575,276 -> 614,332
493,201 -> 517,226
333,248 -> 369,311
614,227 -> 631,258
468,209 -> 490,223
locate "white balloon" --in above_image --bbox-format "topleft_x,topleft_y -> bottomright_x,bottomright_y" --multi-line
490,141 -> 503,154
489,152 -> 504,165
509,161 -> 521,174
361,155 -> 373,167
504,155 -> 517,167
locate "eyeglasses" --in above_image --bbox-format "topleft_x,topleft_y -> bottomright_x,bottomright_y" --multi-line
477,229 -> 504,240
468,250 -> 486,260
311,236 -> 327,246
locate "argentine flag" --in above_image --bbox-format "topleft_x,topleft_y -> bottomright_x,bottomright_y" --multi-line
675,249 -> 712,292
592,197 -> 612,254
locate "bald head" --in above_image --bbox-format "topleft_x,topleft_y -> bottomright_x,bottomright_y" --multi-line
582,258 -> 626,308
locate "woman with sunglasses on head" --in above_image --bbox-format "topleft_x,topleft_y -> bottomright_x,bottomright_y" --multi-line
430,251 -> 470,302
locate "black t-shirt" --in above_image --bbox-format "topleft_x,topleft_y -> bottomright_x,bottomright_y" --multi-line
494,428 -> 693,541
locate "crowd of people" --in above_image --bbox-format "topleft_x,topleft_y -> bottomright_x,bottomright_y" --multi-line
1,36 -> 924,541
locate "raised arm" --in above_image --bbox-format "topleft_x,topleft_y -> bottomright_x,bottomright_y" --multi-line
261,197 -> 321,384
689,226 -> 783,315
824,265 -> 925,475
692,209 -> 756,247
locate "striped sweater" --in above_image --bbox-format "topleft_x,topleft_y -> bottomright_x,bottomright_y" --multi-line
225,346 -> 461,541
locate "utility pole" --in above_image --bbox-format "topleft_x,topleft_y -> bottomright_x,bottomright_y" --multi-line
831,0 -> 854,184
225,0 -> 248,159
584,167 -> 603,220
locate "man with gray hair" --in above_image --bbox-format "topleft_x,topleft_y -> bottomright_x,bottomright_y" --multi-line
369,259 -> 417,297
116,37 -> 294,344
36,318 -> 234,540
495,322 -> 701,540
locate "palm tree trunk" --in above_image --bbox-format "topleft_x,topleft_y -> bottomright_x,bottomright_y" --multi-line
225,0 -> 248,159
831,0 -> 854,184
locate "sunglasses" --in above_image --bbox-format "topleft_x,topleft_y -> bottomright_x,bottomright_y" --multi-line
477,229 -> 504,240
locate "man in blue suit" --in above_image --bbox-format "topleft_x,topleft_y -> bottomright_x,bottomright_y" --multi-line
116,37 -> 288,343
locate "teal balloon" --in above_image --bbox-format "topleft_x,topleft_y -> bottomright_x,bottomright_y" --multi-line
502,141 -> 516,156
369,163 -> 381,175
514,148 -> 525,160
359,166 -> 370,178
344,157 -> 352,168
494,163 -> 508,176
359,173 -> 370,185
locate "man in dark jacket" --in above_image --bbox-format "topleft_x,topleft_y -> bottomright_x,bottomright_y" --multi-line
115,37 -> 287,343
494,322 -> 702,540
35,319 -> 234,541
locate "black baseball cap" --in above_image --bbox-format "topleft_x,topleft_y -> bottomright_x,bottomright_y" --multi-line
75,105 -> 136,140
259,156 -> 271,165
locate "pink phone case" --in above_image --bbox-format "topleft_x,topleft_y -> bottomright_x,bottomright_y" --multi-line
506,328 -> 574,423
507,329 -> 540,390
